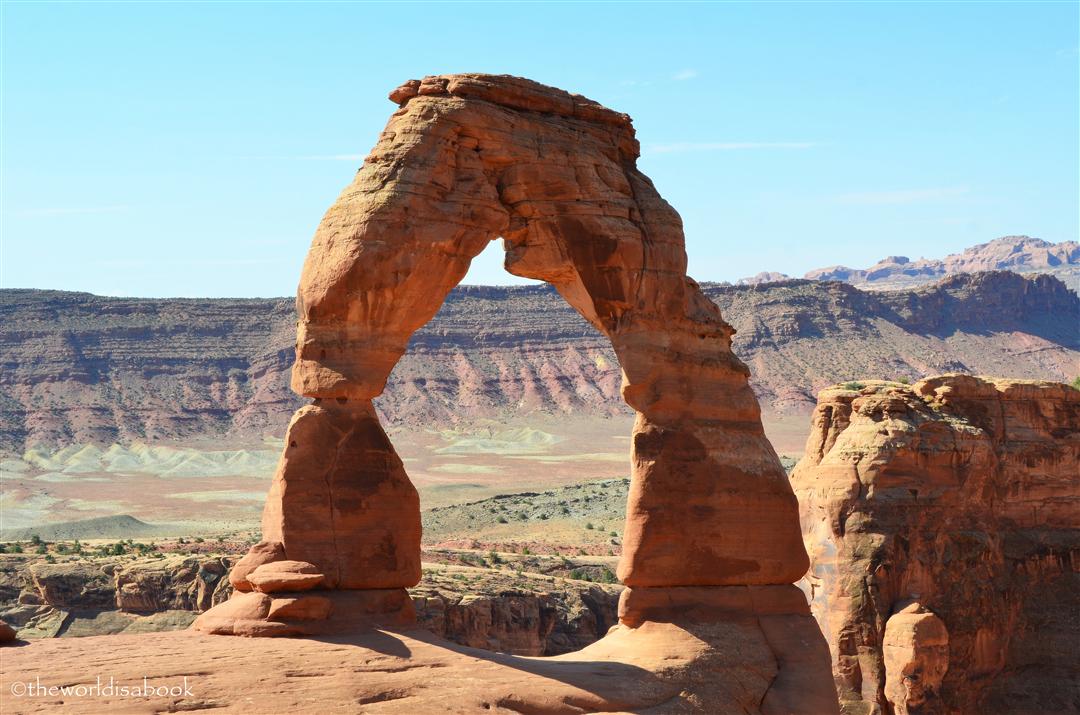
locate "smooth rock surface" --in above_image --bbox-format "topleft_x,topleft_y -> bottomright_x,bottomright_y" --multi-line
2,624 -> 833,714
246,560 -> 323,594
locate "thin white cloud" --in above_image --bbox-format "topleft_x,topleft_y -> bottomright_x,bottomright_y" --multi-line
10,205 -> 130,217
833,186 -> 969,206
672,69 -> 698,81
647,141 -> 818,154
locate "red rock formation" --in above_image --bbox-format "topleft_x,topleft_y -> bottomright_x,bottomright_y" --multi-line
0,619 -> 16,644
193,74 -> 835,713
793,375 -> 1080,714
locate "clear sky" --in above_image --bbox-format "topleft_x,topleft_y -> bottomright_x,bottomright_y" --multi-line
2,1 -> 1077,297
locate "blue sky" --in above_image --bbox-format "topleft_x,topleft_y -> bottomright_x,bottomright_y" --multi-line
2,1 -> 1077,297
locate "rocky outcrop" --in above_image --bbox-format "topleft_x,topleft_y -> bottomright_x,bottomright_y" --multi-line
193,73 -> 836,712
805,235 -> 1079,289
793,375 -> 1080,714
0,554 -> 234,640
0,553 -> 621,656
412,583 -> 619,656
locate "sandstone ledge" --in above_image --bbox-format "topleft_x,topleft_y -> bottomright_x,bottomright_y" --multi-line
1,623 -> 838,714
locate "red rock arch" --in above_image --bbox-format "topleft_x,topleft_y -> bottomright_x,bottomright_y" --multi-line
203,71 -> 800,618
194,75 -> 838,712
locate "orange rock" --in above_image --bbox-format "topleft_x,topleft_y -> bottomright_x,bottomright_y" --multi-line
267,595 -> 333,621
193,589 -> 415,638
247,560 -> 324,593
259,402 -> 421,590
190,591 -> 300,637
793,375 -> 1080,714
883,604 -> 949,715
0,619 -> 16,644
228,539 -> 284,592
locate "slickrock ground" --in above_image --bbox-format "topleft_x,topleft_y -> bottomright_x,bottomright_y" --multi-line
0,617 -> 833,715
793,375 -> 1080,714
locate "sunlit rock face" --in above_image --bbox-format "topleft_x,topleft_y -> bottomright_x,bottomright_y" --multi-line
793,375 -> 1080,714
192,73 -> 838,714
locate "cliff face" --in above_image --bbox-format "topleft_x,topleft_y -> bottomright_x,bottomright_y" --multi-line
2,271 -> 1077,452
792,376 -> 1080,714
0,553 -> 618,656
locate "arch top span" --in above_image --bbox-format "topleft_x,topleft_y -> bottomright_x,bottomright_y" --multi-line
211,74 -> 810,628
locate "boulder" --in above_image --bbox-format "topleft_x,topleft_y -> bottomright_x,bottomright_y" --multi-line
246,561 -> 323,594
0,619 -> 16,644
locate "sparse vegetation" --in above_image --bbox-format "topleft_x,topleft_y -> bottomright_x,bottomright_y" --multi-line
842,381 -> 866,391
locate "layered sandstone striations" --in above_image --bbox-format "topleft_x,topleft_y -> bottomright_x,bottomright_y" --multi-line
3,270 -> 1076,453
793,375 -> 1080,714
191,73 -> 837,712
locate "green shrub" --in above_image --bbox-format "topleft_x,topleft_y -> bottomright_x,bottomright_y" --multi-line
842,381 -> 865,391
35,544 -> 47,555
1071,376 -> 1080,391
585,522 -> 594,530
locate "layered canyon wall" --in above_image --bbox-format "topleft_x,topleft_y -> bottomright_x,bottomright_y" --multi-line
793,375 -> 1080,714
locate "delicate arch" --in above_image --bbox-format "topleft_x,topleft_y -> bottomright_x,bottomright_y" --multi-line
269,74 -> 807,592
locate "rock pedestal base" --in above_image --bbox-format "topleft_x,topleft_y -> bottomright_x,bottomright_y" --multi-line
191,588 -> 415,638
618,585 -> 840,715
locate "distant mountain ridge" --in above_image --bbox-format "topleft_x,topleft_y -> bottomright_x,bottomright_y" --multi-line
2,269 -> 1076,453
738,236 -> 1079,289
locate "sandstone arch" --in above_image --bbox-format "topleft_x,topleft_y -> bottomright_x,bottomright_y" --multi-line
194,74 -> 837,713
